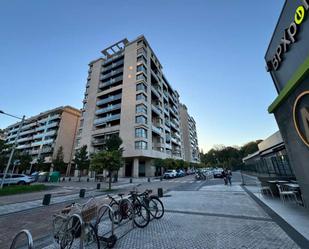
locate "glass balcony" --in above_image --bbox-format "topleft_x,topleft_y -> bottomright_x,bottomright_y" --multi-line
151,104 -> 163,116
99,75 -> 123,88
95,103 -> 121,115
101,68 -> 123,81
152,125 -> 162,135
93,114 -> 121,126
151,85 -> 161,98
102,59 -> 124,72
96,94 -> 122,106
17,136 -> 33,143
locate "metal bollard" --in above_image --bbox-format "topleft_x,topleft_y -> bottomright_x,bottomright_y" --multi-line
62,177 -> 65,182
42,194 -> 51,205
69,177 -> 71,182
158,188 -> 163,198
148,177 -> 150,182
130,178 -> 133,183
79,189 -> 86,198
97,183 -> 101,189
87,178 -> 89,182
160,176 -> 163,181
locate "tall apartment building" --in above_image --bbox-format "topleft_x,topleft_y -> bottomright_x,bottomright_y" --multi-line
76,36 -> 184,177
179,104 -> 200,163
5,106 -> 81,174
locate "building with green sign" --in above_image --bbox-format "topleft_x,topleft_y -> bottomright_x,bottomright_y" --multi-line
265,0 -> 309,207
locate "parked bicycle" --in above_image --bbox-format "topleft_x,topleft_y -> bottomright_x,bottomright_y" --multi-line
53,198 -> 100,249
137,189 -> 164,219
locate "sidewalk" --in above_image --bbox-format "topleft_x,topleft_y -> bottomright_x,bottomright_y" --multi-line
44,182 -> 302,249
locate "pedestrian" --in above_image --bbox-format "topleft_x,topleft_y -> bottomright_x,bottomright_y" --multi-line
227,169 -> 232,186
222,169 -> 227,185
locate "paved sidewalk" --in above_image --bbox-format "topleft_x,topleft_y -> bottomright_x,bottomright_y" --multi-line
43,183 -> 301,249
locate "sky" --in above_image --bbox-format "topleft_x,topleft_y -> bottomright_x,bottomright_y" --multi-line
0,0 -> 284,152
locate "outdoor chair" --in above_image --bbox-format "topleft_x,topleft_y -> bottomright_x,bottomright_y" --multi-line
259,184 -> 274,198
276,184 -> 298,204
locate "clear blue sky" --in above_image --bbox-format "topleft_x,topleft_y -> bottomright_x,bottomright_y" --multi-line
0,0 -> 284,152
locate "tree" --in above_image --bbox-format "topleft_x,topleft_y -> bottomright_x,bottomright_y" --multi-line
74,145 -> 90,180
53,146 -> 66,173
90,150 -> 123,190
0,140 -> 11,172
90,135 -> 123,190
33,156 -> 49,172
16,152 -> 32,173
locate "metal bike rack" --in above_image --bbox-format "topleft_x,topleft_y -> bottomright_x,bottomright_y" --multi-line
97,204 -> 116,236
10,229 -> 34,249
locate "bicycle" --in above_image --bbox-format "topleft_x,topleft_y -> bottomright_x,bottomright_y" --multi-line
107,193 -> 150,228
138,189 -> 164,219
53,198 -> 100,249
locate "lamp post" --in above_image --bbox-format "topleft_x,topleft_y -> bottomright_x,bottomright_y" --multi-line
0,111 -> 25,189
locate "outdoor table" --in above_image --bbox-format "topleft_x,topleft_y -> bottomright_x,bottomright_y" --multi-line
266,180 -> 289,196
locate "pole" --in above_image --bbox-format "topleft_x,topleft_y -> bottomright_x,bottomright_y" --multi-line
240,164 -> 245,186
1,115 -> 25,189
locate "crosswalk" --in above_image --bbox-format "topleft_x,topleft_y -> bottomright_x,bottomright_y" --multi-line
166,179 -> 197,184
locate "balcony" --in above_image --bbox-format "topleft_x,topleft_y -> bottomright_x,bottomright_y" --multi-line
103,53 -> 124,65
96,93 -> 122,106
170,120 -> 178,130
151,85 -> 161,98
16,144 -> 32,149
101,68 -> 123,80
33,130 -> 57,139
165,143 -> 172,150
29,147 -> 52,155
95,103 -> 121,115
152,143 -> 164,152
151,104 -> 163,116
17,136 -> 33,143
93,114 -> 121,126
19,129 -> 35,136
102,59 -> 124,72
171,136 -> 181,145
164,107 -> 169,116
99,75 -> 123,88
152,125 -> 162,135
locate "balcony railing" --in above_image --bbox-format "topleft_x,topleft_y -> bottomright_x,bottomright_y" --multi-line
93,114 -> 121,126
151,104 -> 163,115
19,129 -> 36,136
17,136 -> 33,143
151,85 -> 161,98
96,94 -> 122,106
95,103 -> 121,115
103,53 -> 124,65
152,125 -> 162,134
101,68 -> 123,80
99,75 -> 123,88
102,60 -> 124,72
92,138 -> 106,146
31,139 -> 54,147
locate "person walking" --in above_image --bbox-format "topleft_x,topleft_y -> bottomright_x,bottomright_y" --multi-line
227,169 -> 232,186
222,169 -> 227,185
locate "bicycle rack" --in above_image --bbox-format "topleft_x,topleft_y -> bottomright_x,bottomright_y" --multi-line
10,229 -> 34,249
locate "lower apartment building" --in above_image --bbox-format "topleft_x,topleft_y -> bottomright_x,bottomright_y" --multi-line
179,104 -> 200,163
5,106 -> 81,174
76,35 -> 199,177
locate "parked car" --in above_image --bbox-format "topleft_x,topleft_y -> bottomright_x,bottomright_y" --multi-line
213,169 -> 224,178
164,170 -> 177,179
176,170 -> 185,177
0,174 -> 34,185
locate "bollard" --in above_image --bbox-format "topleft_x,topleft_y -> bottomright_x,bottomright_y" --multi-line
130,178 -> 133,183
42,194 -> 51,205
148,177 -> 150,182
79,189 -> 86,198
69,177 -> 71,182
62,177 -> 65,182
97,183 -> 101,189
160,176 -> 163,181
87,178 -> 89,182
158,188 -> 163,198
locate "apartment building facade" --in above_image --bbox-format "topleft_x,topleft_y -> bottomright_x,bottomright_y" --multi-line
179,104 -> 200,163
5,106 -> 81,174
76,35 -> 198,177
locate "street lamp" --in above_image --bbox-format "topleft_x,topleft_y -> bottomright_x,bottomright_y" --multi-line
0,110 -> 25,189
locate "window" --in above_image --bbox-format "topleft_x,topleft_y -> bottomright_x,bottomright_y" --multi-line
135,141 -> 147,150
136,93 -> 147,102
136,73 -> 147,82
135,128 -> 147,138
137,54 -> 147,64
137,64 -> 147,74
136,115 -> 147,124
136,104 -> 147,114
136,82 -> 147,92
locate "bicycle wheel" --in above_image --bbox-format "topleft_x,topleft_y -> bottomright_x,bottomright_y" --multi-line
60,216 -> 82,249
149,196 -> 164,219
108,202 -> 122,224
133,203 -> 150,228
83,224 -> 100,249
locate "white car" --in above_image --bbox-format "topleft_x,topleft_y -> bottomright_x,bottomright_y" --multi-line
163,170 -> 177,179
0,174 -> 34,185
